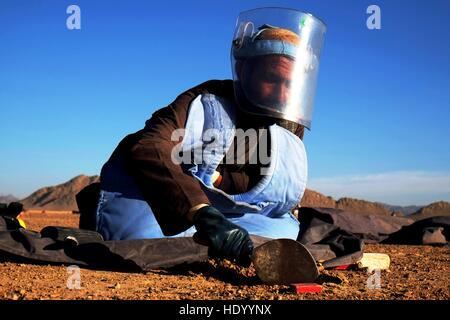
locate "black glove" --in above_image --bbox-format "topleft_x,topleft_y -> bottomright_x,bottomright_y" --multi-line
193,206 -> 253,266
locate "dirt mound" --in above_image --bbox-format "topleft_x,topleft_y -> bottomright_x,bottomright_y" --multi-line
409,201 -> 450,221
20,175 -> 99,211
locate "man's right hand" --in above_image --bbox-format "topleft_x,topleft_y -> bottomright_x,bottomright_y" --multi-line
192,206 -> 253,266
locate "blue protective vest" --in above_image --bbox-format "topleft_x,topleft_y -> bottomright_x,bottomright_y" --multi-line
96,94 -> 308,240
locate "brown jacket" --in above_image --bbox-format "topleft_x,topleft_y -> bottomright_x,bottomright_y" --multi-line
111,80 -> 303,235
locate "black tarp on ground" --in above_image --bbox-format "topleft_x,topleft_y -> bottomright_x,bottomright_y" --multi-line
0,218 -> 208,271
0,207 -> 448,272
0,218 -> 275,271
297,207 -> 414,243
296,207 -> 449,246
382,216 -> 450,245
294,207 -> 448,267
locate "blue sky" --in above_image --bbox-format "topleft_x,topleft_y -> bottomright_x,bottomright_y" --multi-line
1,0 -> 449,205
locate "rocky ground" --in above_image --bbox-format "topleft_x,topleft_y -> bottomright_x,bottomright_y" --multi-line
0,211 -> 448,300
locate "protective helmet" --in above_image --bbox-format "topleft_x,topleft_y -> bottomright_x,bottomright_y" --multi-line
231,7 -> 326,129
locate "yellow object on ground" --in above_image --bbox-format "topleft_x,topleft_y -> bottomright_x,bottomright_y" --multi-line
17,218 -> 27,229
16,213 -> 27,229
358,253 -> 391,270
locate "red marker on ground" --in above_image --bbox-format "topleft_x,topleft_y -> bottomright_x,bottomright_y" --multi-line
291,283 -> 323,294
333,264 -> 352,270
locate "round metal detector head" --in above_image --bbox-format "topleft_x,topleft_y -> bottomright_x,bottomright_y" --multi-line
252,238 -> 319,285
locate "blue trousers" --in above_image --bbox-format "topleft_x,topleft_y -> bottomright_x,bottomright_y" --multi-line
96,190 -> 300,241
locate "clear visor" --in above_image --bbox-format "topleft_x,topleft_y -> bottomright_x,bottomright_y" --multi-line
231,8 -> 326,129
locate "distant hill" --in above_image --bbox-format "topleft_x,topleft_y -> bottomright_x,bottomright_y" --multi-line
336,197 -> 391,216
301,191 -> 448,218
0,194 -> 18,204
301,190 -> 391,216
377,203 -> 423,216
300,189 -> 336,208
408,201 -> 450,221
20,175 -> 100,211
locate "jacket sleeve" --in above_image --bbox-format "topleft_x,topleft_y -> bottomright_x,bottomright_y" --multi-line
126,80 -> 233,236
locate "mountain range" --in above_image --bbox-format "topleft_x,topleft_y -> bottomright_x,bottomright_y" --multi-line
0,194 -> 18,204
3,175 -> 449,220
20,175 -> 100,211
